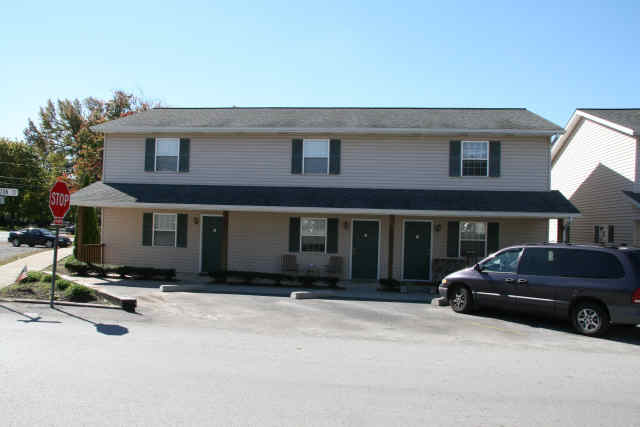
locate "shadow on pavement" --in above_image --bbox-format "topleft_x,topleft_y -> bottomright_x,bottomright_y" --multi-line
470,308 -> 640,345
53,307 -> 129,336
0,303 -> 62,324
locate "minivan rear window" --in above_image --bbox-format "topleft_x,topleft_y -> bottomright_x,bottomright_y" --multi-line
518,248 -> 625,279
559,249 -> 624,279
623,251 -> 640,275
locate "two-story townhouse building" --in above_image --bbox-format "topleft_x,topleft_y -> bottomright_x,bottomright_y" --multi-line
71,107 -> 578,282
551,109 -> 640,246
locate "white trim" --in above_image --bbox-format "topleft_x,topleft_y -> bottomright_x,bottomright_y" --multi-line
459,221 -> 488,258
72,201 -> 581,219
302,139 -> 330,175
155,137 -> 179,172
461,141 -> 489,177
95,126 -> 564,136
401,219 -> 433,282
152,213 -> 177,247
300,217 -> 328,254
349,219 -> 381,280
508,295 -> 555,303
199,214 -> 224,273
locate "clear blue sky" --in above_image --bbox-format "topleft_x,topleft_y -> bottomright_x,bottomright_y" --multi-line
2,0 -> 639,139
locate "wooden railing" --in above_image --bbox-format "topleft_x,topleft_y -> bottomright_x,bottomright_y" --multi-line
77,244 -> 105,264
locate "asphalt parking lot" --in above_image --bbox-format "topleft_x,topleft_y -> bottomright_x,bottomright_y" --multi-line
0,240 -> 48,263
2,290 -> 639,426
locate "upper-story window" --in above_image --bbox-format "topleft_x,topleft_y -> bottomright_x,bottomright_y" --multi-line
156,138 -> 180,172
303,139 -> 329,174
462,141 -> 489,177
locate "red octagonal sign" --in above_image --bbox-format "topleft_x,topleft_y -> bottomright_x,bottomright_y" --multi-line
49,181 -> 71,224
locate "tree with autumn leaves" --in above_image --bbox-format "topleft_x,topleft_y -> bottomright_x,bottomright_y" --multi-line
24,90 -> 159,184
0,90 -> 159,227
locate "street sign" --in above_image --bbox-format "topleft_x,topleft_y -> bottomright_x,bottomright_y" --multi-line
49,181 -> 71,223
48,180 -> 71,308
0,188 -> 18,196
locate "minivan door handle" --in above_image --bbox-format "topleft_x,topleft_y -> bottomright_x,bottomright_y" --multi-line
504,278 -> 515,284
517,279 -> 528,285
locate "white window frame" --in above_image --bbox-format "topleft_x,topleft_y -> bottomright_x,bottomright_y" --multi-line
155,137 -> 180,172
300,217 -> 328,254
152,213 -> 178,247
459,221 -> 487,258
302,139 -> 330,175
461,140 -> 489,177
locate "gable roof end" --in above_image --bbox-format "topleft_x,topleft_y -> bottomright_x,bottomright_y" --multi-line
552,109 -> 640,162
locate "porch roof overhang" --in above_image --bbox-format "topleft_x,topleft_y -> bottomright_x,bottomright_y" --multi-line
71,182 -> 580,219
623,190 -> 640,208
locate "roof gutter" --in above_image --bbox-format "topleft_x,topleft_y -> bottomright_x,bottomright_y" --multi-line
90,126 -> 564,137
71,200 -> 580,218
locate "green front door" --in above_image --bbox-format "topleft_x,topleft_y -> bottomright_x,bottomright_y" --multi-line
403,221 -> 431,281
351,220 -> 379,280
201,216 -> 223,273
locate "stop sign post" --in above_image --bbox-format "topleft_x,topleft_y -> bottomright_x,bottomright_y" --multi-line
48,181 -> 71,307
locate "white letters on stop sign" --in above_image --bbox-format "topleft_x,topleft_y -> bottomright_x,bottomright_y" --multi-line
50,192 -> 70,206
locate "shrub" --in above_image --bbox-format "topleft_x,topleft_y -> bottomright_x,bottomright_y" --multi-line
20,271 -> 45,283
55,278 -> 73,291
65,284 -> 95,302
64,258 -> 175,281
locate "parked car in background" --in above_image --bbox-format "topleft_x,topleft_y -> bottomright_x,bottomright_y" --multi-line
439,243 -> 640,336
8,228 -> 72,248
64,224 -> 75,234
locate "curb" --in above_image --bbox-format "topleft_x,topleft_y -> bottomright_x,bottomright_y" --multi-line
0,298 -> 121,309
51,272 -> 138,313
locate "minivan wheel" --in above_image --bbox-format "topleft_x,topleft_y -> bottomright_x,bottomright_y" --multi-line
449,285 -> 473,314
46,240 -> 53,248
12,239 -> 20,247
572,302 -> 610,337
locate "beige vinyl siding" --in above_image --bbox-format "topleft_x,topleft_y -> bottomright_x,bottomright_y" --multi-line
551,119 -> 637,245
228,212 -> 389,280
104,134 -> 550,191
101,207 -> 221,272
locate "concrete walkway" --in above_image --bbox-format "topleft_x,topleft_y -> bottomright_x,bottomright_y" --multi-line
0,247 -> 73,287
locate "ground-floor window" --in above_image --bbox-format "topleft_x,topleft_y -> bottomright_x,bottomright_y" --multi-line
460,221 -> 486,258
301,218 -> 327,253
153,213 -> 177,247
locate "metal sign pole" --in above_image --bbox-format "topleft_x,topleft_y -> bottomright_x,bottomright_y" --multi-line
50,224 -> 60,308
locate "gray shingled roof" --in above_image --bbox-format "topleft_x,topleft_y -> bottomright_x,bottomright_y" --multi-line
71,182 -> 579,216
92,107 -> 563,134
578,109 -> 640,134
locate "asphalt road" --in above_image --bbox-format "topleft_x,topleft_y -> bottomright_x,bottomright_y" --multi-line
1,293 -> 639,426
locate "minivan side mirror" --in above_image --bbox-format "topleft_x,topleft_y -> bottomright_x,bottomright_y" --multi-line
474,263 -> 482,272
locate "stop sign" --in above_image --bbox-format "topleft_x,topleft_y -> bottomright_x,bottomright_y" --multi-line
49,181 -> 71,222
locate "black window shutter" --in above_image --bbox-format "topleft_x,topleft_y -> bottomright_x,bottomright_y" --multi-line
289,217 -> 300,252
608,225 -> 614,243
145,138 -> 155,172
142,213 -> 153,246
449,141 -> 461,177
594,225 -> 599,243
447,221 -> 460,257
179,138 -> 190,172
291,139 -> 303,174
489,141 -> 501,177
177,214 -> 188,247
487,222 -> 500,253
329,139 -> 341,175
327,218 -> 339,253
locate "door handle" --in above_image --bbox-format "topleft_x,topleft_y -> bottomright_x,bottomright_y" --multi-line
504,278 -> 515,283
517,279 -> 528,285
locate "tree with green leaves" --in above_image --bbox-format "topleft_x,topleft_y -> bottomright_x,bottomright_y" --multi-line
24,90 -> 160,185
0,139 -> 50,226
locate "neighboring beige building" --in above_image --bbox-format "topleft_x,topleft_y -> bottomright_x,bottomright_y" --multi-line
72,108 -> 578,282
551,109 -> 640,246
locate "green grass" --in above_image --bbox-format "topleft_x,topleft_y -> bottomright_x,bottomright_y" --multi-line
0,271 -> 98,303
